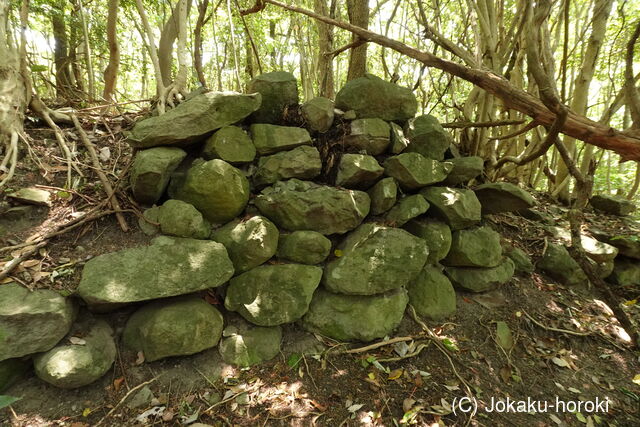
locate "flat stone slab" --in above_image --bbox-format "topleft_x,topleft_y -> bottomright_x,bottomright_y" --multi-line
474,182 -> 535,214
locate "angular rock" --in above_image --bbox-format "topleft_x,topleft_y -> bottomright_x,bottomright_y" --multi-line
335,154 -> 384,189
420,187 -> 482,230
123,297 -> 224,362
248,71 -> 298,123
127,92 -> 261,148
0,358 -> 30,392
323,224 -> 428,295
219,318 -> 282,368
520,208 -> 556,225
442,156 -> 484,185
367,177 -> 397,215
389,122 -> 409,154
157,199 -> 210,239
590,194 -> 636,216
34,318 -> 116,389
545,226 -> 618,263
77,236 -> 234,307
407,265 -> 456,320
443,226 -> 502,268
384,153 -> 452,190
277,231 -> 332,264
590,230 -> 640,260
6,187 -> 51,206
255,179 -> 370,235
335,74 -> 417,122
474,182 -> 536,214
131,147 -> 187,205
301,97 -> 334,133
404,218 -> 452,264
344,118 -> 391,155
138,206 -> 160,236
404,115 -> 449,160
504,245 -> 534,274
302,287 -> 409,342
225,264 -> 323,326
250,124 -> 312,155
253,146 -> 322,187
385,195 -> 430,227
608,257 -> 640,286
445,258 -> 515,292
537,243 -> 587,286
201,126 -> 256,164
0,284 -> 75,361
173,159 -> 249,223
210,216 -> 279,274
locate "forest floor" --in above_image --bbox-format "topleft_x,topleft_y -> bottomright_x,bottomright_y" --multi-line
2,117 -> 640,426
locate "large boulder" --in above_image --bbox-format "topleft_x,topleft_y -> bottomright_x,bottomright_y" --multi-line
210,216 -> 279,274
323,224 -> 428,295
404,115 -> 449,161
34,317 -> 116,389
225,264 -> 323,326
277,231 -> 332,265
474,182 -> 536,214
445,258 -> 515,292
504,245 -> 534,275
609,257 -> 640,286
248,71 -> 298,123
404,218 -> 452,264
301,97 -> 334,133
335,74 -> 417,122
537,243 -> 587,286
344,118 -> 391,155
254,146 -> 322,187
123,297 -> 224,362
0,284 -> 75,361
250,124 -> 312,155
201,126 -> 256,164
442,156 -> 484,185
420,187 -> 482,230
130,147 -> 186,205
77,236 -> 234,307
384,153 -> 452,190
407,265 -> 456,320
255,179 -> 370,235
385,195 -> 430,226
127,92 -> 261,148
443,226 -> 502,268
219,318 -> 282,368
173,159 -> 249,224
590,194 -> 636,216
302,287 -> 409,342
157,199 -> 210,239
367,177 -> 397,215
336,154 -> 384,189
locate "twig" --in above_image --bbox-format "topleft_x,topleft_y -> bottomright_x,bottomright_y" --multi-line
441,119 -> 526,129
522,310 -> 591,337
96,376 -> 159,426
489,120 -> 539,140
345,336 -> 417,354
377,342 -> 431,362
0,241 -> 48,281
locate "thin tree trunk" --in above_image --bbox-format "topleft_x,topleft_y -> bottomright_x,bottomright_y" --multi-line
194,0 -> 210,88
103,0 -> 119,102
135,0 -> 166,113
78,0 -> 94,101
314,0 -> 335,98
346,0 -> 369,81
52,0 -> 72,99
158,0 -> 192,87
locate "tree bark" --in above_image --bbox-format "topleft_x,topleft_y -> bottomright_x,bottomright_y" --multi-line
158,0 -> 193,87
346,0 -> 368,81
103,0 -> 120,102
194,0 -> 210,88
51,0 -> 72,99
314,0 -> 335,98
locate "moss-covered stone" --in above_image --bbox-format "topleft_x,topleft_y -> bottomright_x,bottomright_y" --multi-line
420,186 -> 481,230
443,226 -> 502,268
407,265 -> 456,320
445,258 -> 515,292
404,218 -> 452,264
157,199 -> 210,239
219,318 -> 282,367
335,154 -> 384,189
130,147 -> 187,205
202,126 -> 256,164
248,71 -> 298,123
344,118 -> 391,155
367,177 -> 397,215
385,195 -> 430,227
403,114 -> 449,160
253,146 -> 322,187
250,124 -> 312,155
384,153 -> 452,190
301,97 -> 334,133
277,231 -> 332,264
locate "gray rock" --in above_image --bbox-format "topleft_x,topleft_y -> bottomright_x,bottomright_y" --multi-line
420,186 -> 482,230
157,199 -> 210,239
336,154 -> 384,189
520,208 -> 556,225
544,226 -> 618,263
127,92 -> 261,148
138,206 -> 160,236
210,216 -> 279,274
442,156 -> 484,185
384,153 -> 453,190
323,224 -> 428,295
173,159 -> 249,224
253,146 -> 322,187
404,115 -> 449,160
130,147 -> 187,205
608,257 -> 640,286
335,74 -> 417,122
122,296 -> 224,362
344,118 -> 391,155
389,122 -> 409,154
255,179 -> 370,235
250,124 -> 312,155
302,287 -> 409,342
445,258 -> 515,292
277,231 -> 332,264
367,177 -> 397,215
385,195 -> 430,227
219,318 -> 282,367
248,71 -> 298,123
34,317 -> 116,388
590,230 -> 640,260
77,236 -> 234,307
404,218 -> 452,264
201,126 -> 256,164
537,243 -> 587,286
474,182 -> 536,214
407,265 -> 456,320
225,264 -> 323,326
6,187 -> 51,206
504,245 -> 534,274
301,97 -> 334,133
443,226 -> 502,268
0,284 -> 74,361
590,194 -> 636,216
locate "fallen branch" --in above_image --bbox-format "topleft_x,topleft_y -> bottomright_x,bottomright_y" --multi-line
441,119 -> 526,129
96,376 -> 160,426
345,336 -> 417,354
522,310 -> 591,337
0,241 -> 48,281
